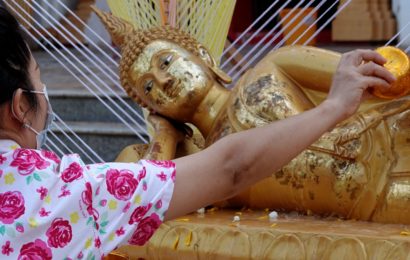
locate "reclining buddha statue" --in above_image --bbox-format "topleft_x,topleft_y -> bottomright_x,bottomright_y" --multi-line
94,8 -> 410,260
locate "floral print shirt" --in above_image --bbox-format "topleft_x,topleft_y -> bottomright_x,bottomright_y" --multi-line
0,139 -> 176,259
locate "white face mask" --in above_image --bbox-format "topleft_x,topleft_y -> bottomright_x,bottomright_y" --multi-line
12,85 -> 55,149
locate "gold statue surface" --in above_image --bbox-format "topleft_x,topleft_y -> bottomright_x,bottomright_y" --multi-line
93,8 -> 410,225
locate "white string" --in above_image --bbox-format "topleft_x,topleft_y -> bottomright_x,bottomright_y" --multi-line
30,0 -> 119,81
198,0 -> 212,43
301,0 -> 352,46
231,0 -> 345,81
227,0 -> 309,77
28,0 -> 145,122
221,0 -> 292,69
48,126 -> 74,155
44,143 -> 62,157
182,0 -> 201,30
25,0 -> 148,134
6,11 -> 105,162
202,0 -> 225,49
5,2 -> 103,161
396,26 -> 410,49
177,0 -> 194,27
50,1 -> 119,69
11,1 -> 148,143
212,2 -> 235,59
44,139 -> 65,158
130,0 -> 139,30
387,20 -> 410,46
276,0 -> 327,47
54,114 -> 104,162
47,127 -> 78,156
56,0 -> 121,58
6,3 -> 147,161
51,117 -> 101,163
190,0 -> 209,42
221,0 -> 280,58
293,0 -> 339,45
20,2 -> 148,142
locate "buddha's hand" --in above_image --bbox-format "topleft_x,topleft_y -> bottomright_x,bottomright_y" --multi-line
147,114 -> 192,143
326,49 -> 396,121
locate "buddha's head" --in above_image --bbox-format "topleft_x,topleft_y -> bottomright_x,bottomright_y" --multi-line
94,8 -> 231,121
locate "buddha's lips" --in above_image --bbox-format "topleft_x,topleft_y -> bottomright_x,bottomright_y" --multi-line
164,78 -> 181,98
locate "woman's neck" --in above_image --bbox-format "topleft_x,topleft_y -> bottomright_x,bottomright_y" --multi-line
191,83 -> 230,137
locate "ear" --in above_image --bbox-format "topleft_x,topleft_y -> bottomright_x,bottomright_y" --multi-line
11,88 -> 30,125
197,45 -> 232,84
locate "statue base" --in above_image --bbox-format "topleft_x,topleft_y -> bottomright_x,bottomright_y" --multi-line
109,209 -> 410,259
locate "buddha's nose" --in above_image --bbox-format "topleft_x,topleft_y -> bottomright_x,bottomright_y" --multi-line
153,70 -> 174,89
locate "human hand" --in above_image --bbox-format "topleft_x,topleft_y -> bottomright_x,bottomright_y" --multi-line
325,49 -> 396,120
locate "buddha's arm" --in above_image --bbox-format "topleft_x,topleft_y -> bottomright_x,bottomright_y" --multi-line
263,46 -> 341,93
115,115 -> 183,162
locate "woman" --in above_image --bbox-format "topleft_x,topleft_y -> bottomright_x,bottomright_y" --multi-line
0,7 -> 394,259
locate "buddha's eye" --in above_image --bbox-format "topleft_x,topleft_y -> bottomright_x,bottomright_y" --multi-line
160,54 -> 173,70
144,80 -> 154,95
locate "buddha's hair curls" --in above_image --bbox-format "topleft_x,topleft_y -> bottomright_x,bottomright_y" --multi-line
119,25 -> 203,107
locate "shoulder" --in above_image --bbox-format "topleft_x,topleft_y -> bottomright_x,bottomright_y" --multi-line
228,71 -> 286,129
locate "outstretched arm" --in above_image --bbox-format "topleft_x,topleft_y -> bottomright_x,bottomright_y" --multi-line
165,49 -> 395,220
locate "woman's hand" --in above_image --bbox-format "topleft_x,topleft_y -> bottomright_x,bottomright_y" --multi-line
326,49 -> 396,121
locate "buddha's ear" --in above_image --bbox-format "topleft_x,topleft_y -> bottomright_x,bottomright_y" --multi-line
197,44 -> 232,84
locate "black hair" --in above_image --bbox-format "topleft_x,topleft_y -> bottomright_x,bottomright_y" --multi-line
0,6 -> 37,109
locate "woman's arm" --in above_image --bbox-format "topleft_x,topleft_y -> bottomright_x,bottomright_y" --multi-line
165,49 -> 396,220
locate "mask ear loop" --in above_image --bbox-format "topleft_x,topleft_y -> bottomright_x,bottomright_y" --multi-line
11,91 -> 38,131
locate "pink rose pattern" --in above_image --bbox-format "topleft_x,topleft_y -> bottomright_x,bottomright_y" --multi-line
46,218 -> 72,248
106,169 -> 139,201
0,191 -> 25,224
128,213 -> 162,246
18,239 -> 52,260
129,203 -> 152,224
41,150 -> 61,164
61,162 -> 83,183
146,160 -> 175,169
0,144 -> 175,258
0,154 -> 6,164
10,149 -> 50,175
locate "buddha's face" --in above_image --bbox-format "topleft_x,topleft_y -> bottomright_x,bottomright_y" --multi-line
128,40 -> 215,121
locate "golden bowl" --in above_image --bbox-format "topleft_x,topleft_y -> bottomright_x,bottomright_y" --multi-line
373,46 -> 410,99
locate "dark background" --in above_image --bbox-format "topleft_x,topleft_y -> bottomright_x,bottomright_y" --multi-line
230,0 -> 341,43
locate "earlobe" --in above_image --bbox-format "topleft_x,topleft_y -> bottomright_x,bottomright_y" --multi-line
11,88 -> 27,124
210,66 -> 232,84
197,44 -> 232,84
